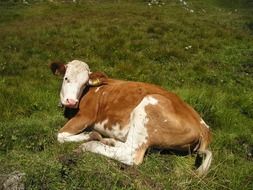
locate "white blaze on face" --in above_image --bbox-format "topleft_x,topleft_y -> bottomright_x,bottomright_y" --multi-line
60,60 -> 90,108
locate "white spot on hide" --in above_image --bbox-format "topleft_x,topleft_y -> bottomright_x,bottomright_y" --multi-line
94,120 -> 128,141
95,87 -> 102,93
94,119 -> 109,135
200,119 -> 210,128
107,124 -> 129,141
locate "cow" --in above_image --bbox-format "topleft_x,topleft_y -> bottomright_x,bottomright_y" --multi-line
50,60 -> 212,176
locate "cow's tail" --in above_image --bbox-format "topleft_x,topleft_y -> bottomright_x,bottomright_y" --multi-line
196,149 -> 212,177
195,126 -> 212,177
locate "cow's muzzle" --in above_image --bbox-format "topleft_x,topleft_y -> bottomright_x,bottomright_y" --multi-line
63,99 -> 79,108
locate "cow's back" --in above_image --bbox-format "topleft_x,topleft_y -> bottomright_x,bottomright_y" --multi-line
92,79 -> 201,129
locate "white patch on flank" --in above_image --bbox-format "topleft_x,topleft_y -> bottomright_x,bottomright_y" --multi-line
94,120 -> 128,141
126,96 -> 158,147
94,119 -> 109,135
164,119 -> 168,122
78,96 -> 158,165
200,118 -> 210,128
57,132 -> 91,143
106,123 -> 129,141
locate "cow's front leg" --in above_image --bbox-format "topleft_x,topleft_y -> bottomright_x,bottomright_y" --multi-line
77,140 -> 147,166
57,115 -> 99,143
58,131 -> 102,143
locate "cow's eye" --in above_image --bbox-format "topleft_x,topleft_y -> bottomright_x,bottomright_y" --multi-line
64,77 -> 69,82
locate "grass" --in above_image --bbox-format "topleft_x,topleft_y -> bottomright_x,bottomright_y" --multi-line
0,0 -> 252,189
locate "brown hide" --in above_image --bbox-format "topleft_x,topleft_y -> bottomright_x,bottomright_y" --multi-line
61,74 -> 211,151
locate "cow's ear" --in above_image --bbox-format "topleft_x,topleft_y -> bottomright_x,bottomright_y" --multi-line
49,61 -> 66,76
88,72 -> 108,86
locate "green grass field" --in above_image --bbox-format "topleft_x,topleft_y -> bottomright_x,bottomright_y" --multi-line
0,0 -> 252,189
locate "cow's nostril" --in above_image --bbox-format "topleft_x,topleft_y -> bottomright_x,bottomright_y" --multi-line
66,99 -> 77,106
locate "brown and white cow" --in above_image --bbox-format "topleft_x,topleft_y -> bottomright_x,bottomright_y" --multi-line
50,60 -> 212,176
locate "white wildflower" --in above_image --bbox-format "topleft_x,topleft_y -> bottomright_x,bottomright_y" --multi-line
148,0 -> 164,7
185,45 -> 192,50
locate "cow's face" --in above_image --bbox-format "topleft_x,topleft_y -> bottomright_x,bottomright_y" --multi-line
50,60 -> 90,108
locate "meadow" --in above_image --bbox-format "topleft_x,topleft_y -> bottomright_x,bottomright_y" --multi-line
0,0 -> 252,189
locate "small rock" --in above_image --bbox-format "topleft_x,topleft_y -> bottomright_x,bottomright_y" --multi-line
0,171 -> 25,190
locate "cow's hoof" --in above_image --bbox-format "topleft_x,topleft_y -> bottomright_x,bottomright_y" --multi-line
100,138 -> 116,146
89,131 -> 103,141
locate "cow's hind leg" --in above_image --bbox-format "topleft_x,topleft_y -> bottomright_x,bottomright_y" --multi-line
77,140 -> 147,165
77,96 -> 157,165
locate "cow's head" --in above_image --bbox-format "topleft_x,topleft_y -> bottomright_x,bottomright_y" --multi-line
50,60 -> 108,108
50,60 -> 91,108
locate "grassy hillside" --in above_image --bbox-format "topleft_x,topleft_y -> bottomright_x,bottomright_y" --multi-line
0,0 -> 252,189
